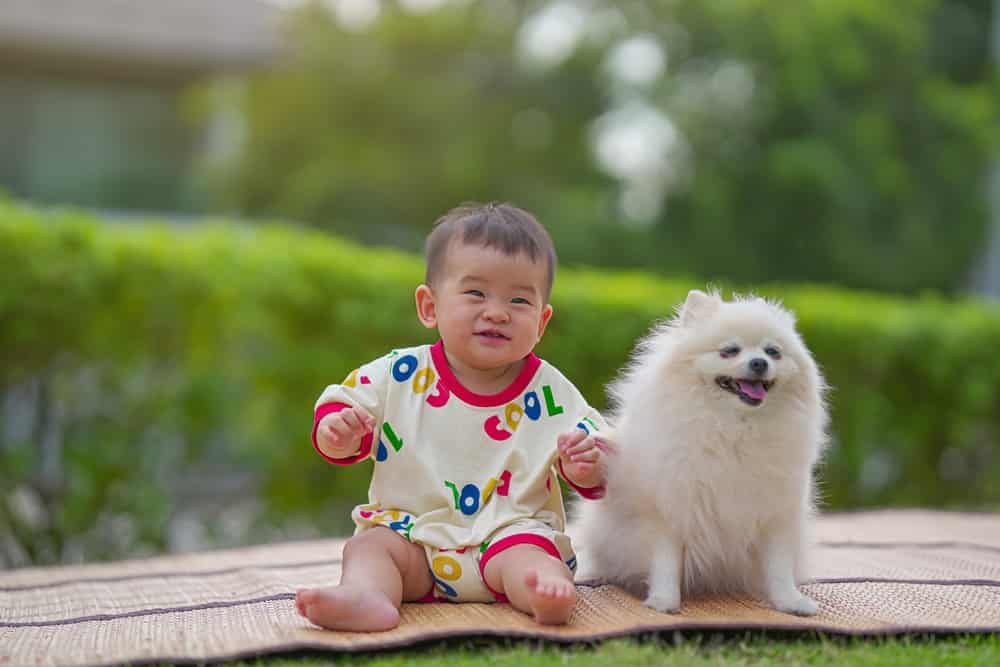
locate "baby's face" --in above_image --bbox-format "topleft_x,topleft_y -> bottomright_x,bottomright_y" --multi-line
426,242 -> 552,372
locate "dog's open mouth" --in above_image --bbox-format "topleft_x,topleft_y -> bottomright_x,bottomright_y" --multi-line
716,376 -> 774,406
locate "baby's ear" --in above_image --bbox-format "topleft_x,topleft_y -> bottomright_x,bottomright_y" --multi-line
415,284 -> 438,329
679,289 -> 720,326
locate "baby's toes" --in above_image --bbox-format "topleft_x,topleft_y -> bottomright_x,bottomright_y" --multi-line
294,591 -> 313,616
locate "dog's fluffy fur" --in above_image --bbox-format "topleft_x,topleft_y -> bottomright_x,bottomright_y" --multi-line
572,289 -> 828,616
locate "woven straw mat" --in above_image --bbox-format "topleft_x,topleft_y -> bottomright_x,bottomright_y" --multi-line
2,510 -> 999,666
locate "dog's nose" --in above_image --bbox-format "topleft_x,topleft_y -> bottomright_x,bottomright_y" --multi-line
749,357 -> 769,375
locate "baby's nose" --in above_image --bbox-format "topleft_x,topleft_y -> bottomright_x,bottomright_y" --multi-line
484,305 -> 510,321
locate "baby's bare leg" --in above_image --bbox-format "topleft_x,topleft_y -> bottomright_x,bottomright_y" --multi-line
483,545 -> 577,625
296,526 -> 432,631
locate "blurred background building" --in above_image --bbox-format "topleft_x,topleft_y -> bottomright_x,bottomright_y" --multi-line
971,0 -> 1000,298
0,0 -> 281,213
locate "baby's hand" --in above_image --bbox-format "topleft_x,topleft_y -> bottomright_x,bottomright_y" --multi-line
557,429 -> 606,489
317,406 -> 376,458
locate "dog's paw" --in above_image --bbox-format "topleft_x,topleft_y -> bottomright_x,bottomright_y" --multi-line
771,593 -> 819,617
643,591 -> 681,614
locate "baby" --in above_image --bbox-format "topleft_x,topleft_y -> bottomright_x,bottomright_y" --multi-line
295,202 -> 608,631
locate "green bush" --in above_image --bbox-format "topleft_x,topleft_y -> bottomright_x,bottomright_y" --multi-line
2,201 -> 999,565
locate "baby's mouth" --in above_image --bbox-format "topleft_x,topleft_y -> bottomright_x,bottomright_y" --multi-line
475,329 -> 510,340
715,376 -> 774,406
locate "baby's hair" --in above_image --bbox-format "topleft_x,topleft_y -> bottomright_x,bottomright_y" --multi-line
424,202 -> 557,300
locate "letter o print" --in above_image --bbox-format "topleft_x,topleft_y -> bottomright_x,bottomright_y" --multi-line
432,555 -> 463,581
505,403 -> 524,431
412,367 -> 435,393
459,483 -> 480,515
523,391 -> 541,420
391,354 -> 419,382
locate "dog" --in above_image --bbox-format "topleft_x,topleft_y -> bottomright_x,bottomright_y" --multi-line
573,289 -> 828,616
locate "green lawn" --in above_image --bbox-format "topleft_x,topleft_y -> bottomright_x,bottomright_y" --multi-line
228,633 -> 1000,666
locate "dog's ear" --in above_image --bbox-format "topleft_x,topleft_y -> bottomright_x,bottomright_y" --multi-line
679,289 -> 720,326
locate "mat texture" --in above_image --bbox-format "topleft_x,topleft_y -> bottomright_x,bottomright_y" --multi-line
2,510 -> 999,666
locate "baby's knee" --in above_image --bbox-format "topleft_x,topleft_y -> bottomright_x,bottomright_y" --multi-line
343,525 -> 402,557
487,544 -> 569,582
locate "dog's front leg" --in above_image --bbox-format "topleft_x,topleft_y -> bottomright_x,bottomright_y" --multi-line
643,536 -> 683,613
762,522 -> 818,616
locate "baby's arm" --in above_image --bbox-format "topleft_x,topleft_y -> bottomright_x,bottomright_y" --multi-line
312,356 -> 389,464
315,405 -> 376,460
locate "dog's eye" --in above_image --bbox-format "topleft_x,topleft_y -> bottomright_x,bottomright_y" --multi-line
720,345 -> 740,358
764,346 -> 782,359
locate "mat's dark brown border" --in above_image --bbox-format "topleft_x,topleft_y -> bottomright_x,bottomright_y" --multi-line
46,619 -> 1000,667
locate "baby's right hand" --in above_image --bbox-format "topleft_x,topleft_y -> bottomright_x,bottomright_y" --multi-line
317,406 -> 376,458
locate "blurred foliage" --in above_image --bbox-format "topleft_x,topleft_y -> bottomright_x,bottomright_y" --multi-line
215,0 -> 998,295
2,202 -> 1000,565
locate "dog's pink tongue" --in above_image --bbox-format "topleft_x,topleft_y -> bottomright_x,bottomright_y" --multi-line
738,380 -> 767,400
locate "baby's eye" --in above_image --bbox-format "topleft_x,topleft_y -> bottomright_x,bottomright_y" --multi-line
720,345 -> 740,358
464,290 -> 485,298
764,346 -> 782,359
511,297 -> 531,305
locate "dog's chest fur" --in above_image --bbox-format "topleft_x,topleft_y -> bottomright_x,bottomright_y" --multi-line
600,403 -> 813,594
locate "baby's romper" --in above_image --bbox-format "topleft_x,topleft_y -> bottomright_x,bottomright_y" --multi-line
312,341 -> 606,602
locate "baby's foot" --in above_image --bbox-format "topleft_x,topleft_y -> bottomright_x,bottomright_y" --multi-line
523,570 -> 578,625
295,585 -> 400,632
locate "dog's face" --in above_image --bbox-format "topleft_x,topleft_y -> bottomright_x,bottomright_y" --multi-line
675,290 -> 809,410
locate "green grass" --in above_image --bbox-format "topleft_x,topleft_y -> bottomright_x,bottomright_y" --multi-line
224,633 -> 1000,666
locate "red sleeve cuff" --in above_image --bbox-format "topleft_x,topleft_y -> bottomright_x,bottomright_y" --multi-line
312,402 -> 373,465
558,458 -> 605,500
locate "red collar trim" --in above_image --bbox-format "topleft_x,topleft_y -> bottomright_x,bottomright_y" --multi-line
430,340 -> 541,407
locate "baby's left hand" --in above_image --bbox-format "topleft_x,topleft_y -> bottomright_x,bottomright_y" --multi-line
557,429 -> 606,489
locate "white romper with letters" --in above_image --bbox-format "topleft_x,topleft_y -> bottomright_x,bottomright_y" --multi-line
311,341 -> 606,602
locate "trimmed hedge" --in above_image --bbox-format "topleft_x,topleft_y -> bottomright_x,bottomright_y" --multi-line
2,201 -> 999,564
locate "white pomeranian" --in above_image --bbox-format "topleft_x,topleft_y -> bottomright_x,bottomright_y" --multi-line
573,289 -> 828,616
